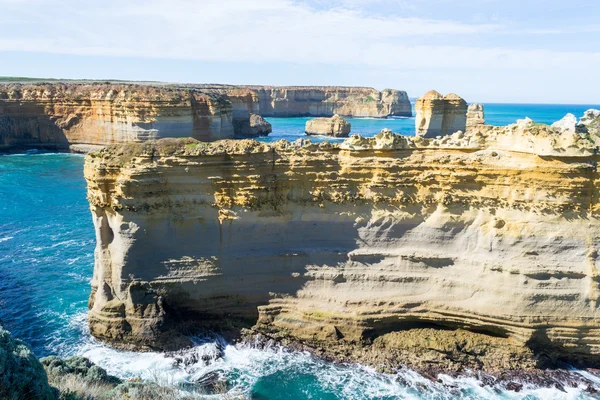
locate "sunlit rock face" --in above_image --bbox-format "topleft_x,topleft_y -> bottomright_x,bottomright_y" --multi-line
0,83 -> 411,149
466,103 -> 485,131
84,122 -> 600,369
245,86 -> 411,118
415,91 -> 467,138
0,84 -> 235,150
305,115 -> 351,137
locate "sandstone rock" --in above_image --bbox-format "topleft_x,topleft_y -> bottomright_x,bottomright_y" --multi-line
466,103 -> 485,128
233,113 -> 272,138
0,326 -> 57,400
85,124 -> 600,371
551,113 -> 578,133
579,109 -> 600,135
415,90 -> 467,137
305,114 -> 351,137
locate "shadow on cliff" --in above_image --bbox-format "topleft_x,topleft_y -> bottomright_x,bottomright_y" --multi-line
0,102 -> 71,151
526,329 -> 599,369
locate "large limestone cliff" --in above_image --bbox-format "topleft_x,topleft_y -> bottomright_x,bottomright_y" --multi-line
85,120 -> 600,369
0,84 -> 235,150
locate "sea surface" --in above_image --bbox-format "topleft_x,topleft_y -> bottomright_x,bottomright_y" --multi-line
1,103 -> 600,399
261,103 -> 600,143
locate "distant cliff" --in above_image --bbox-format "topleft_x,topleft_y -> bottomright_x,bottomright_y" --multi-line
0,82 -> 411,150
85,119 -> 600,371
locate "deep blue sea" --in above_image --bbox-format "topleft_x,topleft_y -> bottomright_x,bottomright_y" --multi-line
1,103 -> 600,399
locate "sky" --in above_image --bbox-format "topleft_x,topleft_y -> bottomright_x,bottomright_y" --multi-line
1,0 -> 599,103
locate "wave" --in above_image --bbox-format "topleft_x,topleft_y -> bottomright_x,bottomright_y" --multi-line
67,327 -> 600,399
0,236 -> 14,243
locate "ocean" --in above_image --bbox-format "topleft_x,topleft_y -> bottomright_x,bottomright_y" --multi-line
1,103 -> 600,399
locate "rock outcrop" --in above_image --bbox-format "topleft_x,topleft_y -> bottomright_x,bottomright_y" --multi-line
579,109 -> 600,134
233,113 -> 272,137
415,91 -> 468,138
305,115 -> 351,137
240,86 -> 411,118
0,84 -> 235,150
85,120 -> 600,371
466,103 -> 485,129
551,113 -> 578,133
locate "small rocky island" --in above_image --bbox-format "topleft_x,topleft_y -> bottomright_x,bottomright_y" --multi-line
305,114 -> 351,137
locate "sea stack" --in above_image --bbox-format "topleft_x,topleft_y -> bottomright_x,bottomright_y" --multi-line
233,113 -> 272,137
305,114 -> 351,137
466,103 -> 485,129
415,91 -> 467,137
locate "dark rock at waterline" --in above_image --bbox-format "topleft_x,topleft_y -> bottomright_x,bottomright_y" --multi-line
0,326 -> 58,400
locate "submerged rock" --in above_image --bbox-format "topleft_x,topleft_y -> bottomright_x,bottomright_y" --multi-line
305,114 -> 351,137
0,326 -> 57,400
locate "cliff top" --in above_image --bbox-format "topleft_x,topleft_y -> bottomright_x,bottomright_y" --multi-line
0,78 -> 406,94
88,118 -> 598,168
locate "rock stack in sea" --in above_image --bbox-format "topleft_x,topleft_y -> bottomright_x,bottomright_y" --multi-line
466,103 -> 485,130
233,113 -> 272,137
305,114 -> 351,137
415,91 -> 468,137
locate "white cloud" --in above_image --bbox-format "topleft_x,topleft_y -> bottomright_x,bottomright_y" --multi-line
1,0 -> 599,103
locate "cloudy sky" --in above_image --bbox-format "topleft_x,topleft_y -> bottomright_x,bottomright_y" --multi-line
1,0 -> 599,103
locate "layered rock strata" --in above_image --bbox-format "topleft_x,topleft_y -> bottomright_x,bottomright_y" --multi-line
0,84 -> 235,150
466,103 -> 485,130
305,114 -> 351,137
0,83 -> 411,150
415,91 -> 468,137
233,113 -> 272,138
85,118 -> 600,370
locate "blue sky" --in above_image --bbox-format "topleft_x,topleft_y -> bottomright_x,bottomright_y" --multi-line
1,0 -> 599,103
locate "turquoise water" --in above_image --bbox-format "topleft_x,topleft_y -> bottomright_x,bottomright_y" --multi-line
262,103 -> 600,143
2,102 -> 600,398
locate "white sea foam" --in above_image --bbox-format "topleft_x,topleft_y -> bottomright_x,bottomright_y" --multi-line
63,313 -> 600,399
0,236 -> 14,243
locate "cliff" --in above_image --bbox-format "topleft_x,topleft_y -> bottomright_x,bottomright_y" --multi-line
84,117 -> 600,371
0,84 -> 235,150
0,83 -> 411,150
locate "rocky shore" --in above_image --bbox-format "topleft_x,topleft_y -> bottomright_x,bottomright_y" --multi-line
83,108 -> 600,374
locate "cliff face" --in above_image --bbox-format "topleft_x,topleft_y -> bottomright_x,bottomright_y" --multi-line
84,119 -> 600,369
0,84 -> 235,150
0,83 -> 411,150
244,87 -> 411,118
415,91 -> 467,138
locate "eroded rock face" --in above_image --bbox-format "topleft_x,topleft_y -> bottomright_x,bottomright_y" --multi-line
233,114 -> 272,137
247,86 -> 411,118
466,103 -> 485,129
551,113 -> 578,133
0,84 -> 235,150
84,122 -> 600,370
415,91 -> 467,137
305,115 -> 351,137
